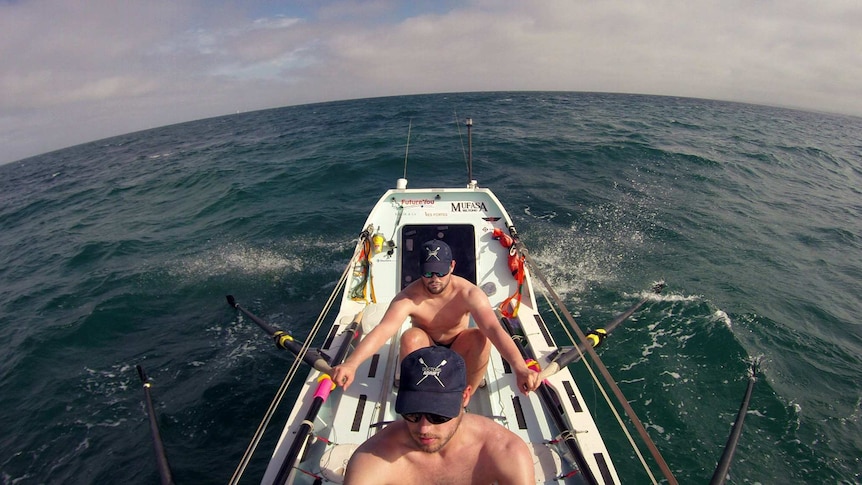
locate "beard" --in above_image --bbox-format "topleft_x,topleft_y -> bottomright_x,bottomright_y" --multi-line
423,277 -> 449,295
409,414 -> 462,453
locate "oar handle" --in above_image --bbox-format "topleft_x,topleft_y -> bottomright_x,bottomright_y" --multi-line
536,362 -> 559,382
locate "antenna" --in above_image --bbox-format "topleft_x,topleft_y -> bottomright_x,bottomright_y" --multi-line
403,118 -> 412,179
397,119 -> 411,189
466,118 -> 476,188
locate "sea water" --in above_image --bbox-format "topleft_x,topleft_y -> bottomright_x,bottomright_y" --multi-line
1,92 -> 860,484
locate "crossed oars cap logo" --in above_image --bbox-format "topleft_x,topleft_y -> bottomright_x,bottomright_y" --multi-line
395,346 -> 467,419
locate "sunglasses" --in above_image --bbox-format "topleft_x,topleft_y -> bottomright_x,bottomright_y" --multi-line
421,270 -> 449,279
401,412 -> 454,425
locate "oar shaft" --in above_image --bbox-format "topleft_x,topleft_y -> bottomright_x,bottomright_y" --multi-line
709,359 -> 761,485
328,310 -> 363,366
136,366 -> 175,485
226,295 -> 334,375
271,310 -> 362,484
537,282 -> 665,381
226,294 -> 278,334
499,316 -> 600,485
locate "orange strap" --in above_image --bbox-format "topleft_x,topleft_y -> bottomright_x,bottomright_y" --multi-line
493,229 -> 525,318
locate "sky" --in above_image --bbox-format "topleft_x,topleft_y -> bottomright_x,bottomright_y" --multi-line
2,0 -> 861,165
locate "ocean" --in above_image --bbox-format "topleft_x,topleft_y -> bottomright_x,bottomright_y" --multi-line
0,92 -> 859,484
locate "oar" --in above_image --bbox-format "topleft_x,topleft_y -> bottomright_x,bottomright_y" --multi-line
326,309 -> 364,368
498,314 -> 600,485
226,295 -> 334,375
273,310 -> 364,485
537,282 -> 666,381
507,223 -> 678,485
136,365 -> 175,485
709,357 -> 762,485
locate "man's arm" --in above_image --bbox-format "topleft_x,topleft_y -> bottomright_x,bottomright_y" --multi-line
331,295 -> 412,389
467,288 -> 539,393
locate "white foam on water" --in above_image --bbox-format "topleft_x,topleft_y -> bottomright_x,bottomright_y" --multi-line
620,377 -> 646,384
619,357 -> 649,372
524,206 -> 558,221
628,289 -> 701,303
171,242 -> 304,280
713,309 -> 733,328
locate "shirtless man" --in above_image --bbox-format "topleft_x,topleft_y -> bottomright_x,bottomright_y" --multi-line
343,346 -> 535,485
331,239 -> 538,395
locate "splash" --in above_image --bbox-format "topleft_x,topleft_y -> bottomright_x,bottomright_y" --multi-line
522,195 -> 657,301
171,242 -> 303,280
527,223 -> 629,299
713,310 -> 733,328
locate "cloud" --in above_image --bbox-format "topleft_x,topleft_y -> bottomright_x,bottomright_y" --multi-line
1,0 -> 861,165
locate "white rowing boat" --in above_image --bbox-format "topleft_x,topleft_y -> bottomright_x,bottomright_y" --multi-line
262,185 -> 619,484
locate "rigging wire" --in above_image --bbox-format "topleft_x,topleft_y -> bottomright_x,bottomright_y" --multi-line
228,239 -> 365,485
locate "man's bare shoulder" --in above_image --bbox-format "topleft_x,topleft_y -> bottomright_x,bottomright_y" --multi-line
460,414 -> 536,483
463,413 -> 524,448
344,424 -> 407,484
382,283 -> 426,316
398,280 -> 425,299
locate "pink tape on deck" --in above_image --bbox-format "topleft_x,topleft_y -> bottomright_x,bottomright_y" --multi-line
314,375 -> 336,400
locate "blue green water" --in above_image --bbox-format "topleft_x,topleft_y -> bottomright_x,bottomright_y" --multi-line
1,92 -> 860,484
